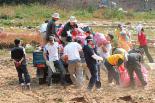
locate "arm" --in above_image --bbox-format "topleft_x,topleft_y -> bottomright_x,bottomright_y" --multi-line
101,44 -> 108,52
43,47 -> 48,61
138,54 -> 143,63
51,22 -> 56,35
92,53 -> 103,61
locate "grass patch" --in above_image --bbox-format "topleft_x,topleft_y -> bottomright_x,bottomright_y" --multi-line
0,4 -> 155,27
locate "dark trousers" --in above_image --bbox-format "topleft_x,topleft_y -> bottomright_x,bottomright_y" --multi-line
87,63 -> 101,90
104,60 -> 119,85
48,60 -> 66,85
125,61 -> 147,87
16,65 -> 31,84
140,45 -> 154,63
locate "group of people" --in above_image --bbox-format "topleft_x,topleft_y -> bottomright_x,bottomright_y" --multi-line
11,12 -> 154,91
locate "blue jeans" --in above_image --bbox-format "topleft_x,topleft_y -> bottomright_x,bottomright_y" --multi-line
87,63 -> 101,90
47,60 -> 66,85
16,65 -> 31,84
54,60 -> 66,84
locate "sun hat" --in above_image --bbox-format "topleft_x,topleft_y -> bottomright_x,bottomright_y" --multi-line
52,13 -> 60,18
69,16 -> 77,23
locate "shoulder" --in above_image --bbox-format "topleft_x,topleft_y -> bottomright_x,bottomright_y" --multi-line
44,43 -> 50,48
11,47 -> 16,52
17,46 -> 24,51
83,45 -> 90,50
64,22 -> 69,27
48,20 -> 54,25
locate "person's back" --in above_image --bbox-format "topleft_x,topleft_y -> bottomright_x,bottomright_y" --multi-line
127,53 -> 142,64
11,46 -> 24,62
64,42 -> 81,61
46,20 -> 56,37
107,54 -> 124,66
11,39 -> 30,89
63,36 -> 83,87
125,52 -> 147,88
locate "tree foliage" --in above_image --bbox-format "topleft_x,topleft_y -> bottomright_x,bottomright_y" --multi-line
0,0 -> 48,4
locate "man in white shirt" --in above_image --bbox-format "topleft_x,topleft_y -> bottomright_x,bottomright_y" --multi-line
43,36 -> 66,86
63,36 -> 83,87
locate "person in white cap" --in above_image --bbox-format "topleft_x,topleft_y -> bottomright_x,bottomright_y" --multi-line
61,16 -> 78,45
46,13 -> 60,41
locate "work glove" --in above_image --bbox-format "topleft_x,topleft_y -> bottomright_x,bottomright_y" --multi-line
46,60 -> 50,66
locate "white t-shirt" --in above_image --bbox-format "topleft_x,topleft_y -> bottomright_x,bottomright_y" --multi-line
64,42 -> 82,60
44,42 -> 59,61
39,23 -> 48,33
98,43 -> 112,59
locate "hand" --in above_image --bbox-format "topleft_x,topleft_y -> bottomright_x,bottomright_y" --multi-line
99,57 -> 103,61
113,66 -> 118,69
15,61 -> 21,67
18,60 -> 22,64
46,61 -> 49,66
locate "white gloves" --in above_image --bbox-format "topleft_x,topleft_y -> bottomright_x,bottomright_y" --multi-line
46,60 -> 50,66
67,31 -> 72,36
92,54 -> 103,61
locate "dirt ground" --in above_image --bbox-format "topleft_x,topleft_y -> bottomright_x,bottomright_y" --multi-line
0,26 -> 155,103
0,50 -> 155,103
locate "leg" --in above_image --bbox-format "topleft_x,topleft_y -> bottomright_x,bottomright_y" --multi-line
101,60 -> 108,73
104,61 -> 114,84
48,61 -> 56,72
21,65 -> 31,84
47,64 -> 53,86
134,62 -> 147,86
16,66 -> 24,84
83,63 -> 91,80
53,60 -> 66,84
95,63 -> 101,88
87,64 -> 98,90
68,63 -> 76,85
75,62 -> 83,87
113,68 -> 120,85
141,45 -> 154,63
126,63 -> 135,87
